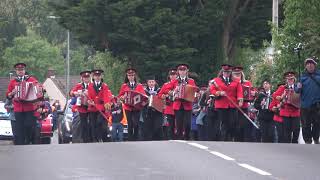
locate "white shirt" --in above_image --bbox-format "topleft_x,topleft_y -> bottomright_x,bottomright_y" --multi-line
18,76 -> 24,81
95,81 -> 101,86
266,90 -> 271,96
223,77 -> 229,83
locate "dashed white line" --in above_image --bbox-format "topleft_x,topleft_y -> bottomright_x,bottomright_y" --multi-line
170,140 -> 187,143
209,151 -> 235,161
238,163 -> 272,176
187,142 -> 209,150
176,141 -> 274,177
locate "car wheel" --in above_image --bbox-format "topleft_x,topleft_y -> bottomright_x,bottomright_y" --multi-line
58,136 -> 62,144
41,137 -> 51,144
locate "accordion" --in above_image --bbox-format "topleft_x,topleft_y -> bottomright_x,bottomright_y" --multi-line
123,90 -> 148,110
76,90 -> 88,106
284,89 -> 300,108
242,85 -> 256,102
174,84 -> 199,102
14,81 -> 44,102
149,95 -> 165,112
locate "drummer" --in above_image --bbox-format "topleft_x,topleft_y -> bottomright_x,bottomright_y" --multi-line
118,68 -> 146,141
6,63 -> 39,145
162,64 -> 197,140
273,72 -> 300,143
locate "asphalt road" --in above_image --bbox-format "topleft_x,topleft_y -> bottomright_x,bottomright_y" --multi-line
0,141 -> 319,180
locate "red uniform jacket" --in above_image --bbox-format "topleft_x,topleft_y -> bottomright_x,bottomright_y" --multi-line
158,82 -> 174,115
118,82 -> 146,111
241,80 -> 253,109
273,85 -> 300,117
70,82 -> 89,113
162,78 -> 196,111
210,77 -> 243,109
269,96 -> 283,123
6,76 -> 38,112
87,82 -> 112,112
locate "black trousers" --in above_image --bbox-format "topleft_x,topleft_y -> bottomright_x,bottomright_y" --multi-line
14,111 -> 36,145
301,108 -> 320,144
174,108 -> 192,140
89,112 -> 105,142
282,117 -> 300,143
163,114 -> 175,140
260,120 -> 275,143
206,108 -> 219,141
275,121 -> 285,143
144,108 -> 163,141
235,109 -> 254,142
125,110 -> 141,141
79,112 -> 90,143
217,108 -> 237,141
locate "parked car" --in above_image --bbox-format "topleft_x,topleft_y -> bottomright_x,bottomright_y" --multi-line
58,102 -> 73,144
0,102 -> 13,140
38,114 -> 53,144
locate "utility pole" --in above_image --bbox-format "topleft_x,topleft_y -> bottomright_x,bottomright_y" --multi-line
66,30 -> 70,101
272,0 -> 279,31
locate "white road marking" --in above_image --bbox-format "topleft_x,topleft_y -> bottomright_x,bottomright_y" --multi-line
170,140 -> 187,143
187,142 -> 209,150
209,151 -> 235,161
238,163 -> 272,176
173,141 -> 274,177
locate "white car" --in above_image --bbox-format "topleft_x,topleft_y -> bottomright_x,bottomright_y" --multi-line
0,102 -> 13,139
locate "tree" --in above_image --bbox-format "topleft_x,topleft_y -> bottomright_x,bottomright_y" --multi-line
272,0 -> 320,82
48,0 -> 229,83
2,31 -> 64,81
91,51 -> 126,93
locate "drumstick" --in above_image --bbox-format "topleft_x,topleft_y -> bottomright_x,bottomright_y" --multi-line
84,93 -> 110,120
212,80 -> 259,129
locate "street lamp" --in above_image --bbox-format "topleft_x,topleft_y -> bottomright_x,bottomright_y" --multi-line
47,15 -> 70,102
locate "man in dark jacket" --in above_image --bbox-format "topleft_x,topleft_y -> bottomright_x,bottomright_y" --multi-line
296,58 -> 320,144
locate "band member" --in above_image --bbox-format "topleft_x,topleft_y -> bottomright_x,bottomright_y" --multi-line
70,70 -> 91,143
254,80 -> 274,142
163,64 -> 197,140
87,69 -> 112,142
6,63 -> 38,145
274,72 -> 300,143
210,64 -> 243,141
158,68 -> 177,140
232,66 -> 255,142
118,68 -> 146,141
143,76 -> 163,140
296,58 -> 320,144
269,85 -> 284,143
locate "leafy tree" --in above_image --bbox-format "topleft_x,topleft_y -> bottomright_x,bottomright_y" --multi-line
273,0 -> 320,81
2,31 -> 64,81
91,51 -> 126,93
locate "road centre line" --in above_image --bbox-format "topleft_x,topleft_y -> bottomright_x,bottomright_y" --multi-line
187,142 -> 209,150
238,163 -> 272,176
174,141 -> 273,177
209,151 -> 235,161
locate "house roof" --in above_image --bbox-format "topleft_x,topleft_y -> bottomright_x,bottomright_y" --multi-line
50,76 -> 81,97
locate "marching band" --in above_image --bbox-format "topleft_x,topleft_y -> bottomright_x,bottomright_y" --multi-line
5,57 -> 320,144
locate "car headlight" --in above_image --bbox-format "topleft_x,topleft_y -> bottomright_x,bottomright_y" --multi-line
65,121 -> 71,132
65,114 -> 73,122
